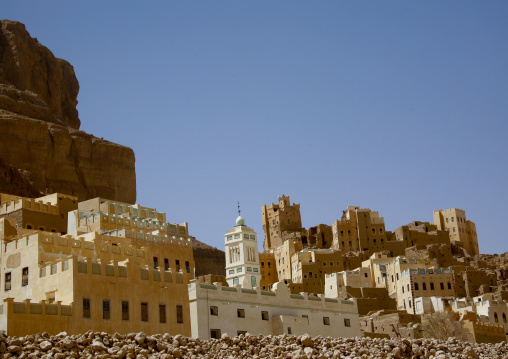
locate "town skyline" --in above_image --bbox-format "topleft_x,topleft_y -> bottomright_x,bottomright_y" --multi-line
1,2 -> 507,255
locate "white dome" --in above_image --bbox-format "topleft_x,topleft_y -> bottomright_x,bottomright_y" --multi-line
236,215 -> 245,226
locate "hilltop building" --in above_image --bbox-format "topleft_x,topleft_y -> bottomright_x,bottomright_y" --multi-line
434,208 -> 479,256
262,195 -> 304,251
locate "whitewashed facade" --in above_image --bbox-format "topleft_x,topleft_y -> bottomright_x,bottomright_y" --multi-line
188,280 -> 361,339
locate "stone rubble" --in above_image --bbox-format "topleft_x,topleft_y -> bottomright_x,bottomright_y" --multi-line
0,331 -> 506,359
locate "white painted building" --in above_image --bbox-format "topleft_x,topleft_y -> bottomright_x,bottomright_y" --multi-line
473,295 -> 508,338
224,215 -> 261,289
188,280 -> 361,339
413,296 -> 454,314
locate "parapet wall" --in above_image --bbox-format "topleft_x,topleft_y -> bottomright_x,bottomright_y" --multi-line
0,198 -> 59,216
190,281 -> 357,313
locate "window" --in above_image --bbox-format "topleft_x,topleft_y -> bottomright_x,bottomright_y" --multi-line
423,282 -> 427,290
210,329 -> 221,339
83,298 -> 91,318
26,224 -> 32,229
210,306 -> 218,316
446,218 -> 449,223
141,302 -> 148,322
103,300 -> 111,320
122,301 -> 129,320
261,262 -> 265,268
237,268 -> 242,273
22,267 -> 29,286
344,318 -> 351,327
153,257 -> 158,269
261,311 -> 268,320
494,312 -> 499,323
164,258 -> 169,270
440,282 -> 444,290
430,282 -> 435,290
503,313 -> 507,323
323,317 -> 330,325
451,217 -> 454,222
237,331 -> 247,336
453,227 -> 456,233
407,284 -> 410,292
414,283 -> 419,290
175,260 -> 180,271
447,282 -> 452,290
402,287 -> 404,294
302,315 -> 309,321
287,327 -> 292,334
176,305 -> 184,323
237,309 -> 245,318
159,304 -> 167,323
185,261 -> 190,273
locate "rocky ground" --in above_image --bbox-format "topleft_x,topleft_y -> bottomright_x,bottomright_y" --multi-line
0,331 -> 506,359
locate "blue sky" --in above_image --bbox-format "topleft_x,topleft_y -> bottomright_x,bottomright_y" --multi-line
2,2 -> 507,254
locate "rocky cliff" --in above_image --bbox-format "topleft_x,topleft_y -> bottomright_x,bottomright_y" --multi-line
0,20 -> 136,203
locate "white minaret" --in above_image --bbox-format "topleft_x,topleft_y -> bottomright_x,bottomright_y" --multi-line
225,205 -> 261,289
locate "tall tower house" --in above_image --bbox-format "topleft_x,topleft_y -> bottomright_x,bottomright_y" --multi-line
225,212 -> 261,289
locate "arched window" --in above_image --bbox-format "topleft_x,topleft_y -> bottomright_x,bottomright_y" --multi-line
503,313 -> 507,323
494,312 -> 499,323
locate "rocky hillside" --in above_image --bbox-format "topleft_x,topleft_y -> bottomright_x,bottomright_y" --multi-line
0,331 -> 505,359
0,20 -> 136,203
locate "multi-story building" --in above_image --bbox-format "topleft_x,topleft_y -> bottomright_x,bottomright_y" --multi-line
331,206 -> 390,254
188,281 -> 361,339
362,252 -> 393,288
259,252 -> 277,290
393,221 -> 451,250
396,268 -> 456,314
262,195 -> 303,250
0,194 -> 194,336
433,208 -> 479,256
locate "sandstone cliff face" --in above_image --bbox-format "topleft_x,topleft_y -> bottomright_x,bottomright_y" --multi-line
0,20 -> 136,203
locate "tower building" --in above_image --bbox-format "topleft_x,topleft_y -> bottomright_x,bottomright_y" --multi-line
225,212 -> 261,289
433,208 -> 479,255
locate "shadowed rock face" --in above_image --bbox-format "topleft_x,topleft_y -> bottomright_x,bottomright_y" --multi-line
0,20 -> 79,129
0,20 -> 136,203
